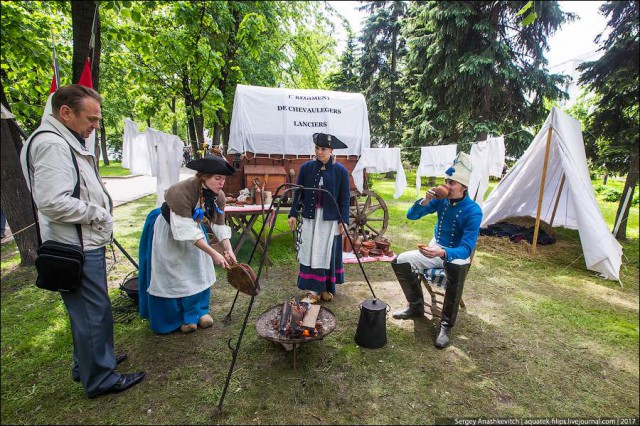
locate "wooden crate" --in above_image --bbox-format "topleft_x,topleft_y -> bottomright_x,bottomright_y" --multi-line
244,164 -> 287,194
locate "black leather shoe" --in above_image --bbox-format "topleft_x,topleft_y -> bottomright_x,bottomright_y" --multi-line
392,305 -> 424,320
89,372 -> 145,398
73,354 -> 128,382
435,326 -> 452,348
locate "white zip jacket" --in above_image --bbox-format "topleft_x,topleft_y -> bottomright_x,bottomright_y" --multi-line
20,115 -> 113,250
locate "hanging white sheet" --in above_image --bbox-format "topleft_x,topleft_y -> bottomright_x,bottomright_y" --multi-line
416,144 -> 458,194
352,148 -> 407,199
147,128 -> 184,206
468,136 -> 505,206
122,118 -> 154,176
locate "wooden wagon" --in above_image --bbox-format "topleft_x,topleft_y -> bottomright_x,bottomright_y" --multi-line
222,84 -> 389,241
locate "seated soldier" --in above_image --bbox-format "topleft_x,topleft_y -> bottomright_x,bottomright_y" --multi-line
391,152 -> 482,348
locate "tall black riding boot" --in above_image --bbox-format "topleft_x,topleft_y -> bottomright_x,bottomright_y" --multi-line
435,262 -> 470,348
391,259 -> 424,319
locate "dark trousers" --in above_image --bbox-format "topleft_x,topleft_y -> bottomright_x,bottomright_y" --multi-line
61,247 -> 120,397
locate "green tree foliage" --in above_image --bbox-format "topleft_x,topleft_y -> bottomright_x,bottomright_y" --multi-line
358,1 -> 407,148
578,1 -> 639,175
1,1 -> 72,134
2,1 -> 337,158
578,1 -> 639,240
99,1 -> 333,154
276,2 -> 338,91
326,31 -> 361,93
402,1 -> 572,158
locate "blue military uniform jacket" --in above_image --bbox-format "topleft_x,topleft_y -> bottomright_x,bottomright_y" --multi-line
407,195 -> 483,261
288,158 -> 350,225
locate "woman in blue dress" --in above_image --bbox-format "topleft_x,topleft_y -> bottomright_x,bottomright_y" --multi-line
138,155 -> 236,333
287,133 -> 350,303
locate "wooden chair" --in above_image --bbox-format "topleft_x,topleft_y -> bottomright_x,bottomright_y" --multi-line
418,268 -> 465,318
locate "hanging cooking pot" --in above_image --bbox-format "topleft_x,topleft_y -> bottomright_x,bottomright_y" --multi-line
354,298 -> 388,349
119,271 -> 139,305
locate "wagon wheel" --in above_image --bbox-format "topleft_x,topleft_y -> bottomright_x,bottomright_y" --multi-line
348,190 -> 389,241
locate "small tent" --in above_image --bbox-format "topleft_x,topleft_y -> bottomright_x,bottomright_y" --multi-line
481,107 -> 622,281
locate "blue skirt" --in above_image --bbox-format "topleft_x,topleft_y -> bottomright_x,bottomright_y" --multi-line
297,235 -> 344,295
138,208 -> 211,334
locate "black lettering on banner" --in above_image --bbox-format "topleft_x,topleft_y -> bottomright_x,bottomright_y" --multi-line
293,121 -> 327,127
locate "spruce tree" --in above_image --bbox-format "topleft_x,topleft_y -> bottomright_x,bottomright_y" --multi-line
359,1 -> 408,147
578,1 -> 639,240
403,1 -> 571,157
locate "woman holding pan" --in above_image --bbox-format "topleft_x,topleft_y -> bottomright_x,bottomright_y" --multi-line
138,155 -> 236,334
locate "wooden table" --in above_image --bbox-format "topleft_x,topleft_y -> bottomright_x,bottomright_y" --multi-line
225,204 -> 275,267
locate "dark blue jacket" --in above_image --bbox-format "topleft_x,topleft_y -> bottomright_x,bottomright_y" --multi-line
288,158 -> 350,225
407,195 -> 482,261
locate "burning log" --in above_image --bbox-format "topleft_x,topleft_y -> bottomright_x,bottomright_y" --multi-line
278,301 -> 291,335
273,298 -> 322,338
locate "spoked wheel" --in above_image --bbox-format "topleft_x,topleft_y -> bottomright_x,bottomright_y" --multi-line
348,190 -> 389,241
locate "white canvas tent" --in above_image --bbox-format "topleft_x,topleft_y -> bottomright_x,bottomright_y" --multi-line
481,107 -> 622,281
228,84 -> 370,156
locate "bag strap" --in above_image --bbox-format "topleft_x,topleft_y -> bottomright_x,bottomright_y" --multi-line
25,130 -> 83,250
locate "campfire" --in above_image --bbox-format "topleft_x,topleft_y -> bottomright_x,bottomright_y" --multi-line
270,298 -> 324,339
256,302 -> 337,368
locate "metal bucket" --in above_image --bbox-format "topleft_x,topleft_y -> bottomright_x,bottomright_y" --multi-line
354,298 -> 388,349
120,273 -> 139,305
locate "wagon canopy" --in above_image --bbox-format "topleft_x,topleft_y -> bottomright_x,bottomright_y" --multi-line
229,84 -> 370,156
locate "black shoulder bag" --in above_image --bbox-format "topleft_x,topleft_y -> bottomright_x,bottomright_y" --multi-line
26,131 -> 85,292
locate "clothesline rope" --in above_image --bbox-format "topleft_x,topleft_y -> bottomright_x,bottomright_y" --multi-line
398,129 -> 530,150
0,222 -> 36,243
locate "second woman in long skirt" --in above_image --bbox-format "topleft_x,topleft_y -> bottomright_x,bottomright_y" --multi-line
288,133 -> 350,303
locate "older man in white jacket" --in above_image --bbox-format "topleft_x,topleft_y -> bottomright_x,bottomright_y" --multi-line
20,84 -> 144,399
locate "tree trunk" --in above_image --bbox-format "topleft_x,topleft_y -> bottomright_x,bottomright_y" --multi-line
182,74 -> 200,159
71,1 -> 101,91
388,23 -> 398,149
170,97 -> 177,135
614,152 -> 639,240
0,112 -> 38,266
223,123 -> 231,154
194,101 -> 205,149
213,111 -> 223,149
93,131 -> 101,165
100,118 -> 109,165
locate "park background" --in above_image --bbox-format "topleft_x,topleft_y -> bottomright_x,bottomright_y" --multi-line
1,1 -> 638,424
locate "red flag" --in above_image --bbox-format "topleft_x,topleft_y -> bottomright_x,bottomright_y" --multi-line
42,64 -> 58,122
49,65 -> 58,94
77,57 -> 93,88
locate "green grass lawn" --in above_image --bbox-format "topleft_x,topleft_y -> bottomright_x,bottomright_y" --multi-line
1,171 -> 638,424
97,161 -> 131,177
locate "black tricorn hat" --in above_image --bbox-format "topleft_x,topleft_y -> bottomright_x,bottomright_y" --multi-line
186,155 -> 235,175
312,133 -> 348,149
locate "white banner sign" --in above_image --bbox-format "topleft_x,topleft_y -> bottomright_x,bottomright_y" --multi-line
229,84 -> 370,156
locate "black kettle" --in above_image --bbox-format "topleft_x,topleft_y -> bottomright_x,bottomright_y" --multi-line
354,298 -> 388,349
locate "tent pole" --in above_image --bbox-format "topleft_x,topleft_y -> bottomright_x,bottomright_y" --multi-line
549,174 -> 565,228
613,186 -> 633,236
532,127 -> 554,255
